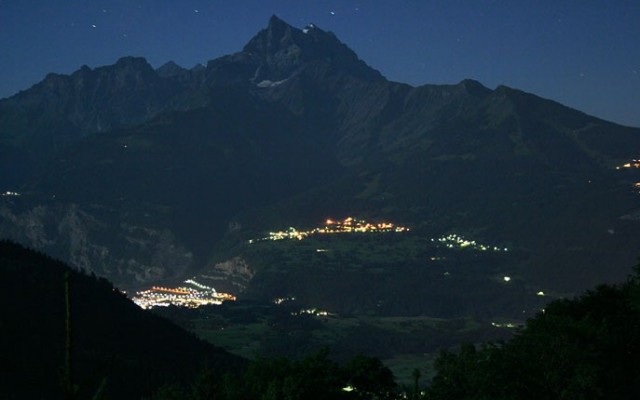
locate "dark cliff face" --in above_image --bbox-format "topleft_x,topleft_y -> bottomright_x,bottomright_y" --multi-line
0,56 -> 179,186
1,16 -> 639,296
2,56 -> 169,134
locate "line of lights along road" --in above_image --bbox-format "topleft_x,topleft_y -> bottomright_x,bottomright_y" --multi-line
248,216 -> 409,243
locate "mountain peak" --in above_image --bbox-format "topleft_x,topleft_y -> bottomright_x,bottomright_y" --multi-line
113,56 -> 152,69
156,60 -> 187,78
268,14 -> 288,28
99,56 -> 158,80
242,16 -> 384,83
243,16 -> 298,56
458,79 -> 492,96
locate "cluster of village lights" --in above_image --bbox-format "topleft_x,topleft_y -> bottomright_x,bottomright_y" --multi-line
248,217 -> 409,243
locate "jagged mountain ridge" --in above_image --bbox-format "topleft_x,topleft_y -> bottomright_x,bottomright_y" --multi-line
0,16 -> 384,187
1,16 -> 639,297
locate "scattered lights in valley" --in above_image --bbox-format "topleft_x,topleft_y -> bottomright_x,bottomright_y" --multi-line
491,322 -> 520,329
273,296 -> 296,305
272,297 -> 332,317
131,279 -> 235,309
248,217 -> 409,243
291,307 -> 332,317
431,234 -> 508,252
1,191 -> 21,197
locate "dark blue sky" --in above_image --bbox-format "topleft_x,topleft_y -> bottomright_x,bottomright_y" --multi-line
1,0 -> 639,127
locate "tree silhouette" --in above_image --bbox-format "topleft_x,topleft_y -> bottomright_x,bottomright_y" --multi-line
427,274 -> 640,400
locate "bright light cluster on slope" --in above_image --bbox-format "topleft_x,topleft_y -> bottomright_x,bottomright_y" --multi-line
248,217 -> 409,244
431,234 -> 508,252
614,160 -> 640,194
131,279 -> 236,309
615,159 -> 640,169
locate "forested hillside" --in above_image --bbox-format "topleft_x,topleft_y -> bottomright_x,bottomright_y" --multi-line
0,240 -> 243,399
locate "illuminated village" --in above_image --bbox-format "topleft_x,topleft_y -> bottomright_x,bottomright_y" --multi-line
131,279 -> 236,309
248,216 -> 410,243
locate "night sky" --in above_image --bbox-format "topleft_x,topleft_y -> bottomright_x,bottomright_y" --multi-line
1,0 -> 639,127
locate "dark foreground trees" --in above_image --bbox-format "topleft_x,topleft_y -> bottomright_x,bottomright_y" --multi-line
153,349 -> 397,400
427,271 -> 640,400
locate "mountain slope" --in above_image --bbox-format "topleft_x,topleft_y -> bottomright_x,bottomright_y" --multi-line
0,57 -> 180,186
0,16 -> 639,302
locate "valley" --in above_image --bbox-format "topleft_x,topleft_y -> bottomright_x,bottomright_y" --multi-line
139,219 -> 548,383
151,294 -> 517,385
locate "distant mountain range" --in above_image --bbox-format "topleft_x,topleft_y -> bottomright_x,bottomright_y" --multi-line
1,16 -> 639,314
